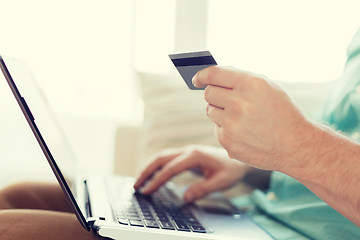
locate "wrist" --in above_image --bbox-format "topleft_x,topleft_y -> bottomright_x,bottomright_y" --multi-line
276,119 -> 326,178
279,119 -> 357,185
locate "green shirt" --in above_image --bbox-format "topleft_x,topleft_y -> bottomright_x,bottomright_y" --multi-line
232,28 -> 360,240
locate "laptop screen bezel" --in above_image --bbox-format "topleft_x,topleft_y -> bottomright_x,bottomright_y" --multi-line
0,56 -> 90,231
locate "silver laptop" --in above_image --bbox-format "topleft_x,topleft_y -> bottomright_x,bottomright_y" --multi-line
0,55 -> 273,240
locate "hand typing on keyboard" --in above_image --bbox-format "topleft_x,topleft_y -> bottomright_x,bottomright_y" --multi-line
134,145 -> 267,203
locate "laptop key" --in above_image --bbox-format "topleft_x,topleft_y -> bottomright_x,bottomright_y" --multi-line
128,213 -> 140,218
157,216 -> 169,221
117,213 -> 127,219
118,218 -> 128,225
142,211 -> 153,217
129,219 -> 144,227
190,225 -> 206,233
159,220 -> 175,230
144,220 -> 160,228
173,220 -> 190,231
144,216 -> 156,221
186,217 -> 201,225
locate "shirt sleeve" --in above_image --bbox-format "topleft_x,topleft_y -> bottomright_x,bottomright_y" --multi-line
322,27 -> 360,140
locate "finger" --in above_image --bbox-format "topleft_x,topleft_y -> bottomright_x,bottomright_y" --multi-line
193,66 -> 242,89
134,152 -> 180,189
184,172 -> 232,202
140,152 -> 200,195
204,85 -> 233,109
207,104 -> 224,127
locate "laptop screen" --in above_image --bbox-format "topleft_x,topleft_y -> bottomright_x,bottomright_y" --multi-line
0,56 -> 90,230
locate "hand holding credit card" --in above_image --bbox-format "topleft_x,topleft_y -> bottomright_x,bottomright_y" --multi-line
169,51 -> 217,90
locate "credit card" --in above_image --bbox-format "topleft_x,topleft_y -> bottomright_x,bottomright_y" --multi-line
169,51 -> 217,90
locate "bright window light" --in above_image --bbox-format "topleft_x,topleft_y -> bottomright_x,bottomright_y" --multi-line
0,0 -> 134,121
208,0 -> 360,82
134,0 -> 176,73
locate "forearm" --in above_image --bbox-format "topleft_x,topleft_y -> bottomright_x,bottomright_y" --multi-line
282,121 -> 360,226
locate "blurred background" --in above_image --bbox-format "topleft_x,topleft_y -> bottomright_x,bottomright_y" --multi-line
0,0 -> 359,189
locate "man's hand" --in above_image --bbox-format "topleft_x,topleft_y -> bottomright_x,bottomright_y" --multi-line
134,145 -> 252,202
193,66 -> 311,172
194,66 -> 360,227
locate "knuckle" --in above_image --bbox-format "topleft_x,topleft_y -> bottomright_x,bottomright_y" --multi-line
251,75 -> 268,90
223,142 -> 236,158
186,146 -> 203,158
227,151 -> 237,160
222,138 -> 232,152
207,104 -> 216,119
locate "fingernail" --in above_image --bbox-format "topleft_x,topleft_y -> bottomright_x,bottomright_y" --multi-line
192,74 -> 197,86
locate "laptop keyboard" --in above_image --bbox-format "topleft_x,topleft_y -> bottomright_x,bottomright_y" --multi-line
110,184 -> 207,233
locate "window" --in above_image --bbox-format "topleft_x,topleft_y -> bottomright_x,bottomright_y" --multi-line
0,0 -> 134,121
0,0 -> 135,176
135,0 -> 360,83
134,0 -> 176,73
207,0 -> 360,83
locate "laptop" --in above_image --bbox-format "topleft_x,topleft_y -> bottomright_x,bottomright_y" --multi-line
0,55 -> 274,240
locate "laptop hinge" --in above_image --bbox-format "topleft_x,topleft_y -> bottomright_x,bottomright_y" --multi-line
84,180 -> 93,218
86,217 -> 97,228
84,180 -> 98,229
